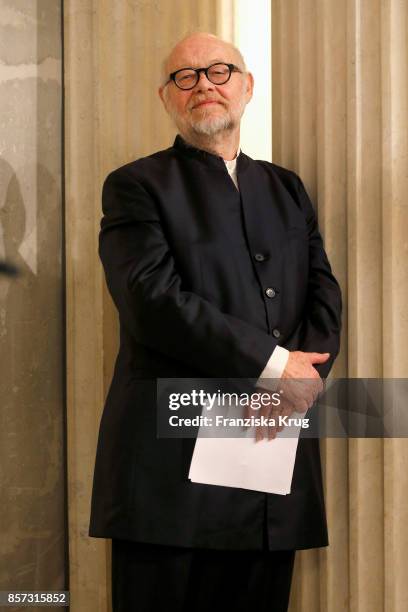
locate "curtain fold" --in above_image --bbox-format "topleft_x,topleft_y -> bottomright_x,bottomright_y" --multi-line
272,1 -> 408,610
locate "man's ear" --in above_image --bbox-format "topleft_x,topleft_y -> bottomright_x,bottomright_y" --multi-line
245,72 -> 254,102
158,86 -> 167,111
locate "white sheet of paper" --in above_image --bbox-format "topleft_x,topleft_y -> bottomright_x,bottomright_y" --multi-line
188,405 -> 303,495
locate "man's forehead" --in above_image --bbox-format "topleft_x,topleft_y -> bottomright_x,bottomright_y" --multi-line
166,37 -> 239,72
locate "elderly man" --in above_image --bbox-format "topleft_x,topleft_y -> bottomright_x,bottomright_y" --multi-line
89,32 -> 342,612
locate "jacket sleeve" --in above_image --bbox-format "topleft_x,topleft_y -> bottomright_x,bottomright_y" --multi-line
287,174 -> 342,378
99,166 -> 279,379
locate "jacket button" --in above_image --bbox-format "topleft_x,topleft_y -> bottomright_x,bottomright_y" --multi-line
265,287 -> 276,298
272,328 -> 281,338
254,253 -> 266,262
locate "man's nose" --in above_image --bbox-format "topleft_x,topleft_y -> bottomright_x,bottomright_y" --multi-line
194,70 -> 214,91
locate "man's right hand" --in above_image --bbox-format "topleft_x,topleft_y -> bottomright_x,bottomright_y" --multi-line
252,351 -> 329,440
278,351 -> 330,414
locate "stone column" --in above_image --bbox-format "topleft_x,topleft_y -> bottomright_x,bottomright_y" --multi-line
64,2 -> 219,610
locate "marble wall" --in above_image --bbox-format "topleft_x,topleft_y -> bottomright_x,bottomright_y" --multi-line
0,0 -> 66,606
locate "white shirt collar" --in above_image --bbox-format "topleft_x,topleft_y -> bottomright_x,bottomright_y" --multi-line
223,148 -> 241,190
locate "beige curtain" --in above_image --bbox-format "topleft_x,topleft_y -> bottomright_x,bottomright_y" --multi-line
65,1 -> 408,610
272,1 -> 408,611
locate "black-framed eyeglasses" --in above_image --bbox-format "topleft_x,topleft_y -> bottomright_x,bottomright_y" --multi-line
166,62 -> 243,90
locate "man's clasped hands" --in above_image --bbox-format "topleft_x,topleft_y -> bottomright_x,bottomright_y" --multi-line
249,351 -> 330,441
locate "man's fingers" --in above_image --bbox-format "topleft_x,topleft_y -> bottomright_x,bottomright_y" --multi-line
253,397 -> 281,442
268,405 -> 281,440
255,426 -> 264,442
305,352 -> 330,364
276,401 -> 292,432
268,424 -> 277,440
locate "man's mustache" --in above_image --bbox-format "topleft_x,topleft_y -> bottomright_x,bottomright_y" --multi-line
189,98 -> 225,110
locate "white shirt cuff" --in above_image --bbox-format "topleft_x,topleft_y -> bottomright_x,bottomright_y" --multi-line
256,346 -> 289,391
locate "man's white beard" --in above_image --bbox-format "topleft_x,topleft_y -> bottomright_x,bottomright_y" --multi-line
190,113 -> 234,136
169,105 -> 235,137
186,92 -> 247,137
165,96 -> 244,139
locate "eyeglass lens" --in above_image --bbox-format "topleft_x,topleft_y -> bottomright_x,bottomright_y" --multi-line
174,63 -> 231,89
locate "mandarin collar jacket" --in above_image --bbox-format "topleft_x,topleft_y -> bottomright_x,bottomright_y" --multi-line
89,135 -> 342,551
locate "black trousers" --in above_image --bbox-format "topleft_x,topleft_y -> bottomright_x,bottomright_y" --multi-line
111,539 -> 295,612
